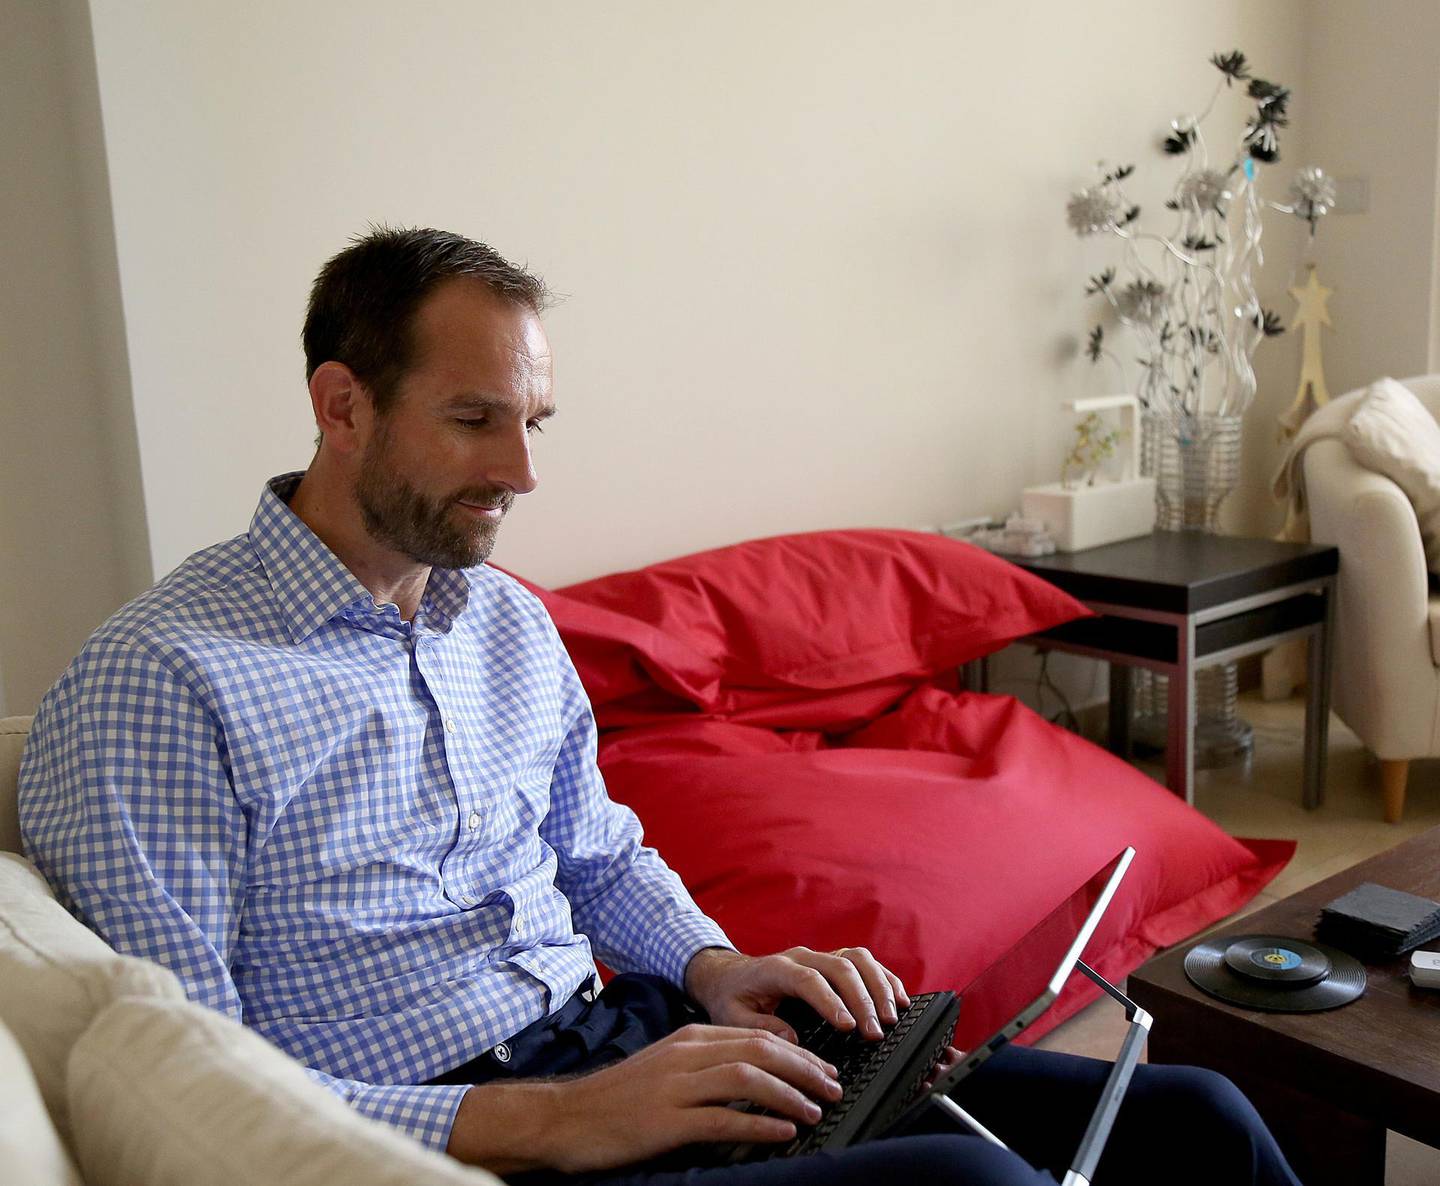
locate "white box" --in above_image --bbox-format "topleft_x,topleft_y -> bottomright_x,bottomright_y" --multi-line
1020,477 -> 1156,552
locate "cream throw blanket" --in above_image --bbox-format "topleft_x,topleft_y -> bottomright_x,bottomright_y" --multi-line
1271,387 -> 1368,543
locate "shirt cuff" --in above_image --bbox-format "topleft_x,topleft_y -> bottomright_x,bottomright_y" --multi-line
650,912 -> 736,989
308,1069 -> 474,1153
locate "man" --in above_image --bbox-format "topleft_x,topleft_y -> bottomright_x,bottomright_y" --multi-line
21,228 -> 1301,1185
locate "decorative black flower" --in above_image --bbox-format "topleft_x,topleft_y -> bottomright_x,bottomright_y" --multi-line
1085,268 -> 1116,296
1245,123 -> 1281,163
1163,127 -> 1195,155
1086,325 -> 1105,363
1181,234 -> 1218,252
1103,164 -> 1136,183
1210,50 -> 1250,85
1247,79 -> 1291,116
1119,205 -> 1141,227
1255,309 -> 1285,337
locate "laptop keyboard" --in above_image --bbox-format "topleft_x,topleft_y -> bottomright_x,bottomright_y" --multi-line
726,990 -> 960,1162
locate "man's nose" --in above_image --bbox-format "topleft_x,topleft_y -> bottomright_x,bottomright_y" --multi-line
485,425 -> 539,496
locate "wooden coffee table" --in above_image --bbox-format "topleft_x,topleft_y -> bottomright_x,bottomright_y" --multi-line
1129,828 -> 1440,1186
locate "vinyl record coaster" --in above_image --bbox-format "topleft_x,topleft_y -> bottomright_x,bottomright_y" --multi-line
1184,934 -> 1365,1012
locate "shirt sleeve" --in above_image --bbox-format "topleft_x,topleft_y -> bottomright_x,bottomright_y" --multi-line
536,621 -> 734,986
304,1068 -> 472,1152
17,637 -> 469,1153
20,639 -> 249,1015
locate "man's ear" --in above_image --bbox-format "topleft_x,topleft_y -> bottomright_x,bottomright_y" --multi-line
308,362 -> 373,456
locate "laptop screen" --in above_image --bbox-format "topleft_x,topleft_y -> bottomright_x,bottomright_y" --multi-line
951,849 -> 1131,1052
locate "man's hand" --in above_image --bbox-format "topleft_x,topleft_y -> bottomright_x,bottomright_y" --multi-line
684,946 -> 911,1042
921,1044 -> 964,1093
445,1023 -> 844,1173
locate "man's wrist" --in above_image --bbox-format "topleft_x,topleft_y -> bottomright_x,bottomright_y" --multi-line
683,945 -> 745,1008
445,1080 -> 566,1172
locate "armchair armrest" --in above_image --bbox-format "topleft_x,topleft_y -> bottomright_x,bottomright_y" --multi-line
1304,438 -> 1440,754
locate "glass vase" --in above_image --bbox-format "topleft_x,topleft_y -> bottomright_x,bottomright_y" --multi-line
1131,411 -> 1254,767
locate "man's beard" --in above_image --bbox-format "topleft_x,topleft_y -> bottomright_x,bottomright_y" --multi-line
355,435 -> 513,570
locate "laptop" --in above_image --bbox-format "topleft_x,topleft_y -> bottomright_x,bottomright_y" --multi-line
882,845 -> 1149,1186
714,846 -> 1148,1183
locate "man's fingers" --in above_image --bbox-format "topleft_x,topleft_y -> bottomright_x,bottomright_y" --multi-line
737,1011 -> 798,1045
683,1105 -> 798,1147
669,1026 -> 839,1088
685,1062 -> 825,1127
785,949 -> 883,1038
884,966 -> 912,1010
774,963 -> 854,1032
836,946 -> 900,1025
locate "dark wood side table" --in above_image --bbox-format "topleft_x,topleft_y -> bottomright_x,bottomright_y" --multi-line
1129,828 -> 1440,1186
978,533 -> 1339,807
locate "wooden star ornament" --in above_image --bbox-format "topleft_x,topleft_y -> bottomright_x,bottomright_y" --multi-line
1278,265 -> 1334,437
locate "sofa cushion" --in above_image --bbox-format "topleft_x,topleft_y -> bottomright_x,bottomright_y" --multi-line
1345,376 -> 1440,576
0,1014 -> 81,1186
0,853 -> 183,1144
68,996 -> 503,1186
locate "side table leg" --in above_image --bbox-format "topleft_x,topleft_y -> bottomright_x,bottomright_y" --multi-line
1302,580 -> 1336,809
1166,628 -> 1196,804
1108,664 -> 1133,759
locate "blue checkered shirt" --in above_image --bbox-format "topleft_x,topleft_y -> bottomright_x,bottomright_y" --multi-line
19,473 -> 732,1151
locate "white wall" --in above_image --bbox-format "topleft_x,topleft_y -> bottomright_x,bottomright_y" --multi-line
0,0 -> 148,716
1223,0 -> 1440,541
37,2 -> 1440,713
84,0 -> 1309,596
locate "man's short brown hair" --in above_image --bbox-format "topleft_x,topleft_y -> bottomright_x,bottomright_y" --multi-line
303,226 -> 550,414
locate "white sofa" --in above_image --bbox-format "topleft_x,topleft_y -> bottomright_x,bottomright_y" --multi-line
1302,375 -> 1440,823
0,714 -> 504,1186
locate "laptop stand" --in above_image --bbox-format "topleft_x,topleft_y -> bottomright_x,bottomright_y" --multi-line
924,961 -> 1153,1186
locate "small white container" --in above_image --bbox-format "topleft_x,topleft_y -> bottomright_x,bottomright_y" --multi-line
1022,395 -> 1155,553
1021,477 -> 1156,552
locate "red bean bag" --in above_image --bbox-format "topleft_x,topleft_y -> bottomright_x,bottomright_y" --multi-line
515,529 -> 1291,1040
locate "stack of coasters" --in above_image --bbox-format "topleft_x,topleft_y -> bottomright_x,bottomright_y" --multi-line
1316,882 -> 1440,958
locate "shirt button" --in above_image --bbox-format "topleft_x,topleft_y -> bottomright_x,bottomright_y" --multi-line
467,810 -> 481,831
492,1042 -> 512,1064
512,917 -> 525,938
444,717 -> 458,733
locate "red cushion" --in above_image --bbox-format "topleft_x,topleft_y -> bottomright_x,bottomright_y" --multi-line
599,687 -> 1291,1044
555,530 -> 1090,697
519,579 -> 724,709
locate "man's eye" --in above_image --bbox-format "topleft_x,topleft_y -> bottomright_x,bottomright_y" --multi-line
526,421 -> 546,436
455,418 -> 487,430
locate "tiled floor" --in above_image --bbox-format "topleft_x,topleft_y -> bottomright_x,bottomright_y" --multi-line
1034,692 -> 1440,1183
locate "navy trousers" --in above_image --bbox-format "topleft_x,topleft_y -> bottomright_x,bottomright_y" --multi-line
429,974 -> 1302,1186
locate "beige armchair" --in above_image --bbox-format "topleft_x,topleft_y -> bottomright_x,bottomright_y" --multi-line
1303,374 -> 1440,823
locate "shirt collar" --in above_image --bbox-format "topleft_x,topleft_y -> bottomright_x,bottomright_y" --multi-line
250,472 -> 474,644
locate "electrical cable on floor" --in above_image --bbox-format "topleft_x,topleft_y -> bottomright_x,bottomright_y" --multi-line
1037,650 -> 1081,733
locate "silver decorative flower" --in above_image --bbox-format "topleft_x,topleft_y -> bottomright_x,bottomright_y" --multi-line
1116,279 -> 1168,327
1066,186 -> 1123,237
1289,166 -> 1336,223
1175,168 -> 1232,211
